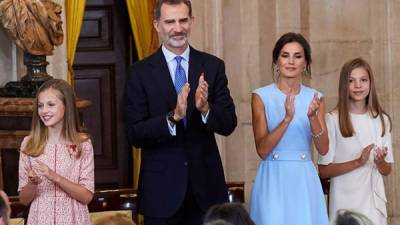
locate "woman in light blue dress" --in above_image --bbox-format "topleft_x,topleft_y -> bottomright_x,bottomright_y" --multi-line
249,32 -> 329,225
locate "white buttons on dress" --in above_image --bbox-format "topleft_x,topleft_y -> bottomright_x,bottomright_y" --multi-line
301,153 -> 306,160
273,153 -> 279,160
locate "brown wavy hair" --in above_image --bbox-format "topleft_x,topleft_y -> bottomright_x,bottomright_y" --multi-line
23,79 -> 88,157
335,58 -> 391,137
272,32 -> 312,79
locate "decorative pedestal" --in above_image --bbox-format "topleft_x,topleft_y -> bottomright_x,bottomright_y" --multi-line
0,53 -> 54,98
0,97 -> 91,194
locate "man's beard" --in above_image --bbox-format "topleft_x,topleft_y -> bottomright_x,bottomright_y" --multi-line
165,33 -> 188,48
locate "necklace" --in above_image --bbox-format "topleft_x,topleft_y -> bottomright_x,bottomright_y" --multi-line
276,82 -> 300,95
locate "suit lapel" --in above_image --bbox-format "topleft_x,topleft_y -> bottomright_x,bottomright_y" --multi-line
150,48 -> 177,110
187,47 -> 203,121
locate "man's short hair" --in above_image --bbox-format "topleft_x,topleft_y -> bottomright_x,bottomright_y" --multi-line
154,0 -> 192,21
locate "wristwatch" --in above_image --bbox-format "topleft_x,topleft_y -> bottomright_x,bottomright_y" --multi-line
167,110 -> 177,124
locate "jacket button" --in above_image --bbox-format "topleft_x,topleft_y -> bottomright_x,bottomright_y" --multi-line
184,161 -> 188,166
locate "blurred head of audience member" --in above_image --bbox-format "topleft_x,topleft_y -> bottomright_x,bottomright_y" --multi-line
203,203 -> 255,225
333,209 -> 375,225
204,219 -> 234,225
93,213 -> 136,225
0,190 -> 11,225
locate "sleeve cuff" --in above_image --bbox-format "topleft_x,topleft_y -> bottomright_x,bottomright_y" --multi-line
201,110 -> 210,124
167,117 -> 176,136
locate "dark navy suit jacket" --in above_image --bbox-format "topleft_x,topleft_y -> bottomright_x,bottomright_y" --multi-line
125,46 -> 237,218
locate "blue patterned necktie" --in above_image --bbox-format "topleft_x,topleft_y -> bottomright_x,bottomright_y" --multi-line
174,56 -> 187,94
174,56 -> 187,126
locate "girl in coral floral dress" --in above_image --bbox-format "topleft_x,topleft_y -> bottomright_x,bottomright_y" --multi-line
18,79 -> 94,225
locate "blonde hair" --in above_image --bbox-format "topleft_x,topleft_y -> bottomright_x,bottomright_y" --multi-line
335,57 -> 391,137
94,213 -> 136,225
23,79 -> 88,157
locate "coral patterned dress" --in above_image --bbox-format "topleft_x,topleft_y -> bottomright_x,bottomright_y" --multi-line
18,137 -> 95,225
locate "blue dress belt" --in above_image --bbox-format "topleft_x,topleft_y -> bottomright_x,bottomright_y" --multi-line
266,150 -> 311,161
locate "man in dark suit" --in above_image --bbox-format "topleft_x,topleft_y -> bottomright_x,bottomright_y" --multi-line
125,0 -> 237,225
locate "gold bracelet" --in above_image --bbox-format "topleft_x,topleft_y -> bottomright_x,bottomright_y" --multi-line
311,129 -> 324,138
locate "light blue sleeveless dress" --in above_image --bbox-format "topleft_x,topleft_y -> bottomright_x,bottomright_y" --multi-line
250,83 -> 329,225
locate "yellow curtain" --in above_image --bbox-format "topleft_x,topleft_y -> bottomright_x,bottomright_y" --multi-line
126,0 -> 159,60
65,0 -> 87,84
126,0 -> 159,192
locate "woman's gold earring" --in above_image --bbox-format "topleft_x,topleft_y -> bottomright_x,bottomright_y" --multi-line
303,67 -> 309,77
273,64 -> 280,81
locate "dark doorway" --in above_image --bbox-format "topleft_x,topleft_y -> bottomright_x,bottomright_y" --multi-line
73,0 -> 136,189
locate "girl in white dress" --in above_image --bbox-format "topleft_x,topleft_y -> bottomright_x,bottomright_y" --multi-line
318,58 -> 393,225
